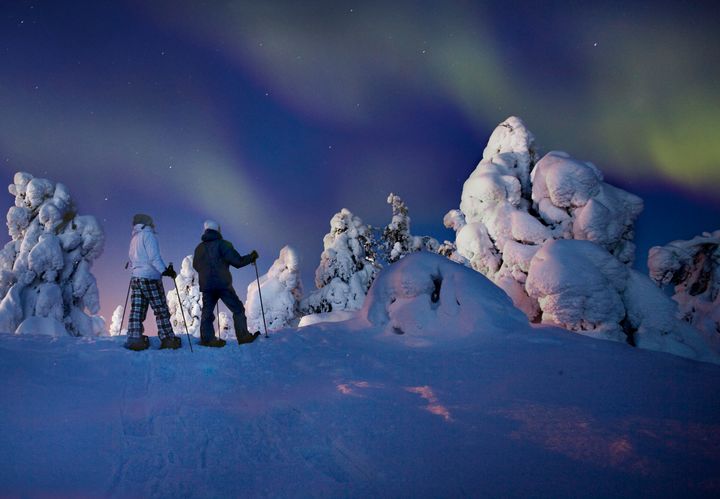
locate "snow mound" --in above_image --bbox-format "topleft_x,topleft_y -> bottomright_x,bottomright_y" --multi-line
358,252 -> 528,346
648,230 -> 720,351
298,310 -> 356,327
14,316 -> 68,336
526,239 -> 719,364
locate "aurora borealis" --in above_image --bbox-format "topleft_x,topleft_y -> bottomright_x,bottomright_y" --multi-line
1,0 -> 718,326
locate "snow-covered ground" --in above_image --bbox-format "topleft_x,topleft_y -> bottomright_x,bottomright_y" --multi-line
2,254 -> 719,497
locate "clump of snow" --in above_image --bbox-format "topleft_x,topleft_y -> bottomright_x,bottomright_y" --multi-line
357,252 -> 528,347
166,255 -> 202,338
302,209 -> 378,314
0,172 -> 105,336
648,230 -> 720,351
445,117 -> 643,322
246,246 -> 303,332
14,316 -> 68,337
531,151 -> 643,264
298,310 -> 356,327
526,239 -> 718,363
481,115 -> 538,196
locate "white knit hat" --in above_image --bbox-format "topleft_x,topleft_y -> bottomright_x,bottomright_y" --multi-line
203,219 -> 220,233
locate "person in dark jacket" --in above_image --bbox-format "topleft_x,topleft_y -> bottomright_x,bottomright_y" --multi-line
193,220 -> 260,347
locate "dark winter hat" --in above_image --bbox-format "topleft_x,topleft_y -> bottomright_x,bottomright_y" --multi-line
133,213 -> 154,227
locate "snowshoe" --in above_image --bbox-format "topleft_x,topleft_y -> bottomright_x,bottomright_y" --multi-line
199,337 -> 226,348
159,336 -> 182,350
236,331 -> 261,345
124,335 -> 150,351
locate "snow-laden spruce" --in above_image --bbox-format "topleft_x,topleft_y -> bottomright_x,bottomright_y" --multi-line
246,245 -> 303,332
442,117 -> 718,363
526,239 -> 718,363
108,305 -> 125,336
358,252 -> 529,347
0,172 -> 105,336
301,196 -> 439,322
444,117 -> 642,321
381,193 -> 439,263
301,209 -> 378,314
218,311 -> 235,340
648,230 -> 720,352
166,255 -> 202,338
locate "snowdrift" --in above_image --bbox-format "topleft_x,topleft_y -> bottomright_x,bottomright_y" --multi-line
1,323 -> 719,497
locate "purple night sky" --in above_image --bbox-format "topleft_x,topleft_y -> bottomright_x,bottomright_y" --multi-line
1,0 -> 719,327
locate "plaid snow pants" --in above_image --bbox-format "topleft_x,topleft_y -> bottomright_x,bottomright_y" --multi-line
127,277 -> 175,339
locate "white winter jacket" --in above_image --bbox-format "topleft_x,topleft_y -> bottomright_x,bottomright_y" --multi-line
129,224 -> 167,280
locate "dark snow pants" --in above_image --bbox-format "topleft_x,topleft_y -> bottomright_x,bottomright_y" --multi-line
128,277 -> 175,339
200,288 -> 249,343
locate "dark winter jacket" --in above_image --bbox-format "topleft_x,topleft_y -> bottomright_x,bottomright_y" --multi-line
193,229 -> 254,292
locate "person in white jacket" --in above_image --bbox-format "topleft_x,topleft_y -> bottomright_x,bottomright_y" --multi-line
125,214 -> 181,351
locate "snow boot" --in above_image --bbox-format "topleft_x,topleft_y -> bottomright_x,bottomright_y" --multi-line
159,336 -> 182,350
199,337 -> 226,348
125,335 -> 150,351
237,331 -> 261,345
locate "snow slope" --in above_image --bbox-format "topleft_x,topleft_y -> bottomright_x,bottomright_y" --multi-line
1,254 -> 719,497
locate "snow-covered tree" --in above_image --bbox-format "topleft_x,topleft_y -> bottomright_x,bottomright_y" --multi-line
0,172 -> 105,336
302,209 -> 378,314
445,117 -> 642,321
247,245 -> 303,332
524,239 -> 717,363
648,231 -> 720,351
218,311 -> 235,340
166,255 -> 202,338
442,118 -> 717,362
108,305 -> 125,336
381,193 -> 439,263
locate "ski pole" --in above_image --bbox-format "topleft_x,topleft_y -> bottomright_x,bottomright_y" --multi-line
253,260 -> 269,338
119,278 -> 131,335
170,265 -> 193,352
